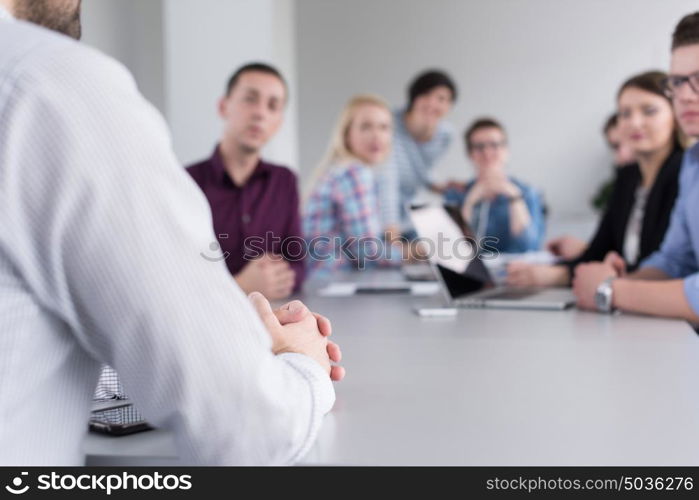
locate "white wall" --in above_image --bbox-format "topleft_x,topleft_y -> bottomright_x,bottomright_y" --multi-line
296,0 -> 697,218
81,0 -> 698,216
82,0 -> 165,114
83,0 -> 298,170
164,0 -> 298,168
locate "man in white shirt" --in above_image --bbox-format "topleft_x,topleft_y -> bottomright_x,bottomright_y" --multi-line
0,0 -> 343,465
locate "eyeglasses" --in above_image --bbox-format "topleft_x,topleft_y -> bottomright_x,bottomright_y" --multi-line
469,141 -> 506,153
662,70 -> 699,98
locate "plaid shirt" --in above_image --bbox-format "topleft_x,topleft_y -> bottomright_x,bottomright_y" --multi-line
303,162 -> 402,272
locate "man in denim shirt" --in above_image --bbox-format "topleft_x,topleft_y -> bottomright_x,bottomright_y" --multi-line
573,12 -> 699,324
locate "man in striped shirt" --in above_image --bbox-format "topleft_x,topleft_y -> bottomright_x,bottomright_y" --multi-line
378,70 -> 457,239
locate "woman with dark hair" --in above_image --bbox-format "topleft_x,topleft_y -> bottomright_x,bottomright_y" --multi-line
377,69 -> 458,239
508,70 -> 685,287
444,117 -> 546,253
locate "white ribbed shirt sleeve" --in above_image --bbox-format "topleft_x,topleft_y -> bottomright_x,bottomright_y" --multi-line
0,32 -> 333,465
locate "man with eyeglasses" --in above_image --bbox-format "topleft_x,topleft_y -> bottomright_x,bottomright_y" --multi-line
444,117 -> 545,254
573,12 -> 699,326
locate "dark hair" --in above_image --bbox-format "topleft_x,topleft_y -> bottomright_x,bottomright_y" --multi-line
603,113 -> 618,136
617,70 -> 670,101
225,62 -> 287,97
464,118 -> 506,152
672,12 -> 699,50
617,70 -> 684,148
407,70 -> 457,111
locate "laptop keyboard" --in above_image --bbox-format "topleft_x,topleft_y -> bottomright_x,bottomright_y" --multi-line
480,288 -> 539,300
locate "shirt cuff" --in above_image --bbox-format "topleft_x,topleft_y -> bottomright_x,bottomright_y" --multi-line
277,352 -> 335,416
682,273 -> 699,317
640,251 -> 677,278
639,251 -> 662,269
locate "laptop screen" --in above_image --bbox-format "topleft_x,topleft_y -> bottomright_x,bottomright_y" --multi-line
409,204 -> 495,299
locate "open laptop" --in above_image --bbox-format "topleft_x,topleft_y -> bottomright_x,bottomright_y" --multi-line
409,203 -> 575,310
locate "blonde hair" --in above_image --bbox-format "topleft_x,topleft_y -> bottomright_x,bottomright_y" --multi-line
304,94 -> 392,198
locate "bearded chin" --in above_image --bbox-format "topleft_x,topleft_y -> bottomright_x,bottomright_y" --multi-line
65,10 -> 81,40
14,0 -> 82,40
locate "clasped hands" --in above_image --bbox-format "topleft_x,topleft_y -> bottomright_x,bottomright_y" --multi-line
249,292 -> 345,382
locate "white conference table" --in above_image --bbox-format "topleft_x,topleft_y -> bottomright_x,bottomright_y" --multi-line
85,270 -> 699,466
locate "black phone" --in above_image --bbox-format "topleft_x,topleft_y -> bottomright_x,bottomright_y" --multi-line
89,402 -> 152,436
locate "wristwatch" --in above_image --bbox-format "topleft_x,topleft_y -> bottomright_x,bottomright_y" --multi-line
594,277 -> 616,313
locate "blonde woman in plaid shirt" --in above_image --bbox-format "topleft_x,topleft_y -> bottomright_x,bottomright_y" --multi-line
303,95 -> 416,273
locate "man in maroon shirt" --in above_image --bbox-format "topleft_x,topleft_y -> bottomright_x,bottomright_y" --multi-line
188,63 -> 305,300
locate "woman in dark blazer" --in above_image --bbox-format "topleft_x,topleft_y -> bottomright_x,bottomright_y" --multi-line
564,147 -> 682,273
507,70 -> 684,287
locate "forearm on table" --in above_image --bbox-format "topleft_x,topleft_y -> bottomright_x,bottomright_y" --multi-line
612,278 -> 699,322
627,266 -> 671,280
551,265 -> 572,286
